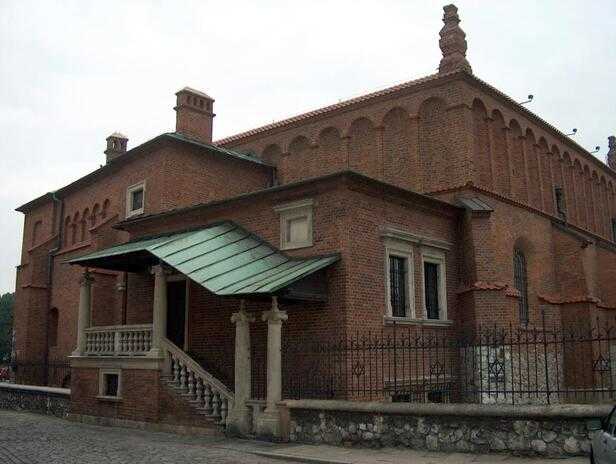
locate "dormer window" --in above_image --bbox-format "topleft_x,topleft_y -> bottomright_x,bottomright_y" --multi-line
126,181 -> 145,218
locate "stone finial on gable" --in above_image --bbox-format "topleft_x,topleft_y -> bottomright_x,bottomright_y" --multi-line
438,4 -> 472,75
607,136 -> 616,170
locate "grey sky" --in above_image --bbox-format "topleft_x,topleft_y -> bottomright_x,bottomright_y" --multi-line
1,0 -> 615,294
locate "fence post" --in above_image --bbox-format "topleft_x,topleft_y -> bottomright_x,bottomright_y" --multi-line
541,308 -> 551,405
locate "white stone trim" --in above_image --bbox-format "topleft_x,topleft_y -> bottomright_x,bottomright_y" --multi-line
98,368 -> 122,399
383,316 -> 453,327
420,247 -> 448,321
384,238 -> 415,319
381,226 -> 452,251
126,180 -> 146,218
69,356 -> 164,370
274,199 -> 314,250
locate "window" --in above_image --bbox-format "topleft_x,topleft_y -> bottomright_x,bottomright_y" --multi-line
421,250 -> 447,321
389,255 -> 409,317
126,181 -> 145,217
513,248 -> 529,324
48,308 -> 58,348
384,240 -> 414,319
612,218 -> 616,243
99,369 -> 121,399
554,186 -> 566,219
274,199 -> 313,250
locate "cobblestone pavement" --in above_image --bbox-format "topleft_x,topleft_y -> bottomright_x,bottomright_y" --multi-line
0,411 -> 302,464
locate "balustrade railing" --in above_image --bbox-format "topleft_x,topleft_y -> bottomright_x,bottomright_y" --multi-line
162,338 -> 234,424
84,324 -> 153,356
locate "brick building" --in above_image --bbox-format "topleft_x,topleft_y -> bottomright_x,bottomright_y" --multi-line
12,4 -> 616,437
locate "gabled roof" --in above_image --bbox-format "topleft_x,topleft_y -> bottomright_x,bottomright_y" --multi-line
16,132 -> 272,213
68,221 -> 339,297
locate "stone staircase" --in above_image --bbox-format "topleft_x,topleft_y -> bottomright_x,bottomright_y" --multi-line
159,338 -> 234,431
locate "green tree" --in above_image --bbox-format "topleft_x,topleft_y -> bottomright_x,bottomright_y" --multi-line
0,292 -> 15,362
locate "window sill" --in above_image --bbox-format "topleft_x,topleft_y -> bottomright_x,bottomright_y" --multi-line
383,316 -> 453,327
96,395 -> 122,402
281,242 -> 313,251
125,209 -> 144,219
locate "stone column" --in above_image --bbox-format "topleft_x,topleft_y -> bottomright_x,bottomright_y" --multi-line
72,270 -> 93,356
227,301 -> 255,435
256,296 -> 288,438
148,264 -> 167,358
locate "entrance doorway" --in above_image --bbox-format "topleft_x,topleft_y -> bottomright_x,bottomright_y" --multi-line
166,279 -> 187,349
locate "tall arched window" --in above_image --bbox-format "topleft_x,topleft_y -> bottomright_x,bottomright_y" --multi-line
513,248 -> 529,324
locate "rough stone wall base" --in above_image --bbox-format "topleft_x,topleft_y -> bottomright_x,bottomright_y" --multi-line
283,401 -> 610,458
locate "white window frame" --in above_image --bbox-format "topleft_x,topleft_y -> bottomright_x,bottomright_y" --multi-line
384,238 -> 415,320
98,368 -> 122,399
273,199 -> 313,250
420,247 -> 448,321
126,181 -> 146,218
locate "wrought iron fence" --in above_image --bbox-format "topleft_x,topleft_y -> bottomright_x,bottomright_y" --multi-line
264,314 -> 616,405
10,358 -> 71,388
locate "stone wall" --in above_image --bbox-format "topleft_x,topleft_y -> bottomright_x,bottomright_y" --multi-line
281,400 -> 612,458
0,383 -> 70,418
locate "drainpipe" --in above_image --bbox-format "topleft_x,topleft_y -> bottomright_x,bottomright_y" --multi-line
44,191 -> 64,384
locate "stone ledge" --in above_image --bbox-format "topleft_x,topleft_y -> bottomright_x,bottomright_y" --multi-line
69,356 -> 164,370
280,399 -> 612,419
0,382 -> 70,397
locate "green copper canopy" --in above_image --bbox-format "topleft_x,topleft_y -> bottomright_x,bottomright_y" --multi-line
69,221 -> 338,298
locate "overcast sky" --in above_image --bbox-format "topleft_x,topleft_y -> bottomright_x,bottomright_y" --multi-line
1,0 -> 615,294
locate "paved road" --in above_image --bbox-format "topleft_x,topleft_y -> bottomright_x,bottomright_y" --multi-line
0,411 -> 301,464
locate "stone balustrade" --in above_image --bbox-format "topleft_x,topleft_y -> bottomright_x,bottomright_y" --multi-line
84,324 -> 153,356
163,338 -> 234,425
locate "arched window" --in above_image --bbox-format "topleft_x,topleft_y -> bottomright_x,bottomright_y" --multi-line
513,248 -> 529,324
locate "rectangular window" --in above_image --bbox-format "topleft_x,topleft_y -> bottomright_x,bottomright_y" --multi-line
612,218 -> 616,243
99,369 -> 121,399
421,249 -> 448,321
424,262 -> 440,319
274,199 -> 313,250
389,255 -> 408,317
126,181 -> 146,218
554,187 -> 566,219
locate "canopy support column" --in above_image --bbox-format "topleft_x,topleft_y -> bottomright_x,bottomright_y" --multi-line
148,264 -> 167,358
72,270 -> 94,356
256,296 -> 287,439
227,300 -> 255,435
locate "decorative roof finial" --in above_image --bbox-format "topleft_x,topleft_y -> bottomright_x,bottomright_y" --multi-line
607,135 -> 616,170
438,4 -> 472,74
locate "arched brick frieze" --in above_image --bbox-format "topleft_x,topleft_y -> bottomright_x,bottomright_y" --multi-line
574,160 -> 587,229
509,119 -> 528,203
471,99 -> 492,189
561,153 -> 577,224
489,110 -> 510,197
591,171 -> 602,236
81,208 -> 90,242
537,137 -> 554,214
63,216 -> 71,247
348,117 -> 378,180
286,135 -> 312,183
91,203 -> 100,228
382,107 -> 412,190
550,146 -> 564,216
317,126 -> 345,175
583,166 -> 595,232
525,129 -> 542,211
419,98 -> 450,193
600,176 -> 610,238
72,212 -> 80,244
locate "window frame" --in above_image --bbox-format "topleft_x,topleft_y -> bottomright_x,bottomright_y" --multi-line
98,368 -> 122,400
420,248 -> 448,321
126,181 -> 146,218
273,199 -> 314,250
384,240 -> 415,319
513,248 -> 530,325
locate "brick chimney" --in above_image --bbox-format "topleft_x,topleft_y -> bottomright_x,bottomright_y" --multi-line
104,132 -> 128,164
438,4 -> 472,74
174,87 -> 215,143
607,136 -> 616,171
